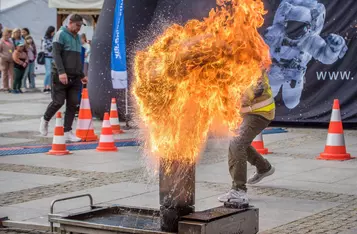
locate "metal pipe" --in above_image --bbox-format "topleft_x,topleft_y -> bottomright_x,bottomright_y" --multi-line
49,194 -> 94,232
159,159 -> 195,232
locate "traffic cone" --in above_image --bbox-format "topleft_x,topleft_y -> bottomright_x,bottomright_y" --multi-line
96,112 -> 118,152
251,132 -> 269,155
48,112 -> 70,155
76,88 -> 98,141
317,99 -> 353,161
110,98 -> 124,134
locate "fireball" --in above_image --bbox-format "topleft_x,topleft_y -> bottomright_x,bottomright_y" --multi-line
133,0 -> 271,167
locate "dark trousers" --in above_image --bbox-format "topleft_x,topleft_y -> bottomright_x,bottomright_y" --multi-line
44,78 -> 81,132
13,67 -> 25,90
228,114 -> 272,191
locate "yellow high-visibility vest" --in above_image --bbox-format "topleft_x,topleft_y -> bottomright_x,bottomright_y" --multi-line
241,71 -> 275,114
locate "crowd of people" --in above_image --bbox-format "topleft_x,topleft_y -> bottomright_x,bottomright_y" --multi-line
0,23 -> 91,94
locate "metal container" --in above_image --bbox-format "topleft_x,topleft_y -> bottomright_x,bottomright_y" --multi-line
159,159 -> 195,232
50,205 -> 172,234
49,204 -> 259,234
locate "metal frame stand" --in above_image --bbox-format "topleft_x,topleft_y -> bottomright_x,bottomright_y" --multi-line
49,194 -> 94,232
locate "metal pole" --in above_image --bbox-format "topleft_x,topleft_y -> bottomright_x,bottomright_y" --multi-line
125,88 -> 128,115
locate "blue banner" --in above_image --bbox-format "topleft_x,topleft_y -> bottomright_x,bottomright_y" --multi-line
111,0 -> 128,89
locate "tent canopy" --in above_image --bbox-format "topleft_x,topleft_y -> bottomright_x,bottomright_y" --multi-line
0,0 -> 28,12
48,0 -> 104,9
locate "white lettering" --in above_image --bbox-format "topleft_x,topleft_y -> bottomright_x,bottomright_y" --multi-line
113,1 -> 124,61
328,72 -> 339,80
316,71 -> 352,81
316,72 -> 327,80
340,71 -> 351,80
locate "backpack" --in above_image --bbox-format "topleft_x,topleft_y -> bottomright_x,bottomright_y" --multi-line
37,51 -> 46,65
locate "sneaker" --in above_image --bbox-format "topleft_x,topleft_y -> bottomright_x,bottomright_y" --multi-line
218,189 -> 249,204
64,131 -> 82,143
18,89 -> 23,93
46,89 -> 50,94
11,90 -> 19,94
247,166 -> 275,185
39,117 -> 49,136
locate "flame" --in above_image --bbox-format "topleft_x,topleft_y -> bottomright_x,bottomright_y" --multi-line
133,0 -> 271,166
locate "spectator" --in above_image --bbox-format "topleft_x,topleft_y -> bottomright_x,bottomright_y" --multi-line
41,26 -> 55,93
11,28 -> 24,45
0,28 -> 15,92
0,23 -> 2,79
81,33 -> 91,76
0,23 -> 3,42
12,41 -> 28,94
21,28 -> 30,39
39,14 -> 87,142
23,35 -> 37,89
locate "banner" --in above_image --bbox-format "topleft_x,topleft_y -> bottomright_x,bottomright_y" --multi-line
260,0 -> 357,124
111,0 -> 128,89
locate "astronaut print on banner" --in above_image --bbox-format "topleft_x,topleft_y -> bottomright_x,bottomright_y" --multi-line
263,0 -> 348,109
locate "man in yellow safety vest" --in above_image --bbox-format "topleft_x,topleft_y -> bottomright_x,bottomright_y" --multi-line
218,70 -> 276,206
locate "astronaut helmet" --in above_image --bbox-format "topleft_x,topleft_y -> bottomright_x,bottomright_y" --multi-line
284,5 -> 312,41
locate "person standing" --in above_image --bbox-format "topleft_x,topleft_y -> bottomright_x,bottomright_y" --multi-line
218,71 -> 276,206
12,42 -> 28,94
80,33 -> 91,76
39,14 -> 88,142
41,26 -> 55,93
0,23 -> 3,39
0,23 -> 3,80
11,28 -> 24,45
21,28 -> 30,39
0,28 -> 14,92
23,35 -> 37,89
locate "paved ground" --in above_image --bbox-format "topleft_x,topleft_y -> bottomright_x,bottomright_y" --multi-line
1,76 -> 357,233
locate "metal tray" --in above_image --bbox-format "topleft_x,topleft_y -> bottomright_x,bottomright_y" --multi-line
50,205 -> 174,234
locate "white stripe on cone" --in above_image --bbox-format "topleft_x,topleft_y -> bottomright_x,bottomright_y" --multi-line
253,133 -> 263,142
53,135 -> 65,144
99,134 -> 114,143
102,120 -> 111,128
76,119 -> 94,129
111,103 -> 117,110
331,109 -> 342,122
110,117 -> 120,125
326,133 -> 345,146
55,117 -> 62,126
79,99 -> 91,109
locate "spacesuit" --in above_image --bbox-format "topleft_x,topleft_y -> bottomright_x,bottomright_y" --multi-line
264,0 -> 348,109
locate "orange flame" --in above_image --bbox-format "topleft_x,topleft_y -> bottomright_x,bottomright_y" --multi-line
133,0 -> 271,166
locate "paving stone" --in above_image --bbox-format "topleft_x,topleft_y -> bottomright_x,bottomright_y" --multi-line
0,125 -> 357,233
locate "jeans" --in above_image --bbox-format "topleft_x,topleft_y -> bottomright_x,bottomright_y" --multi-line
228,114 -> 272,191
44,58 -> 52,87
83,62 -> 89,76
29,62 -> 36,88
22,62 -> 35,88
44,65 -> 82,132
13,67 -> 25,90
21,66 -> 29,88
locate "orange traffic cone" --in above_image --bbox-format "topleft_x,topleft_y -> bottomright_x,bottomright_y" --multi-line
97,112 -> 118,152
110,98 -> 124,134
76,88 -> 98,141
317,99 -> 353,161
48,112 -> 70,155
251,132 -> 269,155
